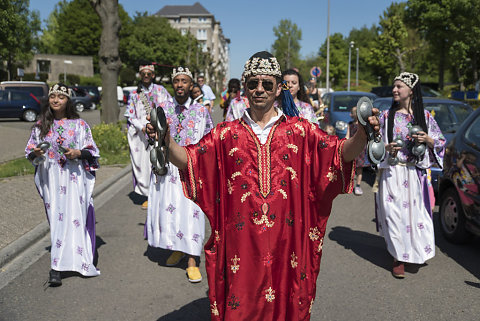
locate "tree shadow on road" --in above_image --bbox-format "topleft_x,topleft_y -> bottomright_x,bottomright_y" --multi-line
156,297 -> 210,321
432,213 -> 480,282
328,226 -> 392,272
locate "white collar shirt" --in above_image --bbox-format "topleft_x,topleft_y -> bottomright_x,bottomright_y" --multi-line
242,107 -> 284,144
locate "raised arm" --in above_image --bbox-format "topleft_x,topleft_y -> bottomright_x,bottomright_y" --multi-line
342,109 -> 380,162
146,116 -> 188,170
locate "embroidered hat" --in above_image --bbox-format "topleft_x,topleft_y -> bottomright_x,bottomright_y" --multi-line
242,51 -> 282,82
394,72 -> 419,89
48,83 -> 71,98
139,64 -> 155,73
171,66 -> 193,80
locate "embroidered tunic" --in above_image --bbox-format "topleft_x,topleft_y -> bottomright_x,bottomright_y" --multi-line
124,83 -> 172,196
375,110 -> 445,264
180,114 -> 354,320
146,98 -> 213,256
25,119 -> 100,276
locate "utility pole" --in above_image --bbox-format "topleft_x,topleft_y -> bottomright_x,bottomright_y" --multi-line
356,47 -> 359,87
347,41 -> 354,91
326,0 -> 331,92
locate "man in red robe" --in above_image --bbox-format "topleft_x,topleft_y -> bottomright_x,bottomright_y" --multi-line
147,51 -> 379,320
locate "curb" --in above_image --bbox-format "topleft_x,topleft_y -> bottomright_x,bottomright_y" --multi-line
0,164 -> 132,269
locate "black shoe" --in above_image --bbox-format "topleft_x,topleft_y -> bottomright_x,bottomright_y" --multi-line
49,269 -> 62,286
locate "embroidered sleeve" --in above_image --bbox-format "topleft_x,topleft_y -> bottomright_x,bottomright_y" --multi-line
80,120 -> 100,171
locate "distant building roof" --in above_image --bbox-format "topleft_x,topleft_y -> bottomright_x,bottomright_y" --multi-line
155,2 -> 212,17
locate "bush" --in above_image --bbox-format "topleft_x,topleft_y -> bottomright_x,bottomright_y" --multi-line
91,122 -> 130,165
58,73 -> 81,86
79,74 -> 102,87
120,67 -> 137,86
22,72 -> 49,82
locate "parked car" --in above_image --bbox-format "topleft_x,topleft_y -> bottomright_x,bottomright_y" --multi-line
74,85 -> 101,104
0,81 -> 49,103
438,107 -> 480,243
373,97 -> 474,194
69,87 -> 95,112
0,89 -> 41,122
321,91 -> 377,138
371,85 -> 441,98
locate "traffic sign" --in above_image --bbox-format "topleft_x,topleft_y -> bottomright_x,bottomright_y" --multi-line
310,66 -> 321,78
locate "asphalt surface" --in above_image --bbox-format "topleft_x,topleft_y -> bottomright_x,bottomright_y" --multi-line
1,105 -> 479,320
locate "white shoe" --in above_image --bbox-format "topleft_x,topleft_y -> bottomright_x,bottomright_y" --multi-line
354,186 -> 363,196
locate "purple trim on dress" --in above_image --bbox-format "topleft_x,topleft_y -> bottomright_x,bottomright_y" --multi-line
416,168 -> 432,218
86,204 -> 96,255
143,216 -> 148,239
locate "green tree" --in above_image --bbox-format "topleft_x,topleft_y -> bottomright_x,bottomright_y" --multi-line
318,33 -> 348,87
120,14 -> 206,78
406,0 -> 478,89
271,19 -> 302,71
347,25 -> 380,84
0,0 -> 41,80
37,0 -> 67,54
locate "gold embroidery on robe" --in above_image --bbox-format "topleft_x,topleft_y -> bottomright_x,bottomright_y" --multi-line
287,144 -> 298,153
241,192 -> 251,203
309,227 -> 321,241
211,301 -> 219,316
265,287 -> 276,302
326,166 -> 337,182
291,252 -> 298,268
229,147 -> 239,156
220,127 -> 231,140
230,255 -> 240,274
278,189 -> 287,199
286,167 -> 297,180
294,123 -> 305,137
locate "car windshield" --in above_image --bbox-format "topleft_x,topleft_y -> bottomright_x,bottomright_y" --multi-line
333,95 -> 372,112
425,103 -> 472,133
373,99 -> 393,111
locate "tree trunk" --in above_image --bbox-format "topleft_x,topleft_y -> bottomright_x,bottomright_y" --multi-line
89,0 -> 122,124
394,48 -> 405,72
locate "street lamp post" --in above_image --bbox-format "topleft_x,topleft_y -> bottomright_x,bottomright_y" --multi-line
63,60 -> 72,83
356,47 -> 359,87
326,0 -> 331,92
347,41 -> 354,91
286,31 -> 291,69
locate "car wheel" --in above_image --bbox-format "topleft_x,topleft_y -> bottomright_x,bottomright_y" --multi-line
75,102 -> 85,112
23,109 -> 37,122
89,103 -> 96,110
439,187 -> 473,244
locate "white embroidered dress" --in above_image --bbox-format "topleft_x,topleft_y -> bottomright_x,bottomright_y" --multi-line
375,110 -> 445,264
124,83 -> 172,196
146,98 -> 213,256
25,119 -> 100,276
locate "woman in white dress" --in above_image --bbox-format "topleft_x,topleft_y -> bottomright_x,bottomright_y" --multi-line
26,83 -> 101,286
375,73 -> 445,278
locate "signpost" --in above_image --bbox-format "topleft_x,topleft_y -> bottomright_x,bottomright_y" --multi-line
310,66 -> 322,78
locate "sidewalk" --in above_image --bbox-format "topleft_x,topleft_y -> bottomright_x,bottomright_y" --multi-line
0,164 -> 131,267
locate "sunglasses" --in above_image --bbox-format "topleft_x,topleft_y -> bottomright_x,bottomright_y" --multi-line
141,72 -> 153,77
246,79 -> 275,92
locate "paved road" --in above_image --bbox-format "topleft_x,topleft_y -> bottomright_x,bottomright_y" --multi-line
1,170 -> 479,320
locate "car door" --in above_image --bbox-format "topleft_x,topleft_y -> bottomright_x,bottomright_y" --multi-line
0,91 -> 22,118
456,114 -> 480,220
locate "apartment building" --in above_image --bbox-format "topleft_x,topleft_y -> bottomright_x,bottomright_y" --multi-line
155,2 -> 230,93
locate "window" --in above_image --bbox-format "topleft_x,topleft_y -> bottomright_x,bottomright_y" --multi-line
198,17 -> 206,23
196,29 -> 207,40
37,60 -> 51,73
464,115 -> 480,151
181,29 -> 187,36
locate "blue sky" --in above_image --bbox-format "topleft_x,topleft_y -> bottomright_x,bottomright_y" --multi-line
30,0 -> 394,79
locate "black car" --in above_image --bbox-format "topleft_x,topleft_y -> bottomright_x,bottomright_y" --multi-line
74,85 -> 101,104
438,107 -> 480,243
69,87 -> 95,112
0,89 -> 41,122
371,85 -> 441,98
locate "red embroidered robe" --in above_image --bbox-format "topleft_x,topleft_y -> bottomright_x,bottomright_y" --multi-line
180,116 -> 355,321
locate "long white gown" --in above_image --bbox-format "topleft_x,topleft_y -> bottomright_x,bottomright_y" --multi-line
146,98 -> 213,256
26,118 -> 100,276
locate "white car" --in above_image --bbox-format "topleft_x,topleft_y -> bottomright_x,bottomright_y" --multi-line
98,86 -> 124,106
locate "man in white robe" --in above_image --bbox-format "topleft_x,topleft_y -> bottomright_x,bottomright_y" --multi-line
124,63 -> 172,209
